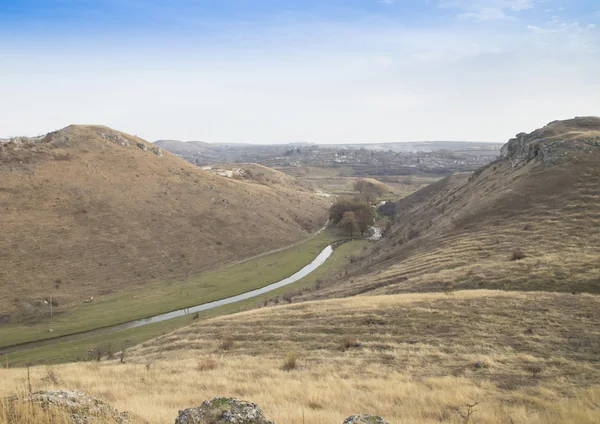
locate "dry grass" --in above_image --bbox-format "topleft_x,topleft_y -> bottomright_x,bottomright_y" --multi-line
277,165 -> 441,199
0,396 -> 74,424
2,290 -> 598,423
315,145 -> 600,298
0,125 -> 329,323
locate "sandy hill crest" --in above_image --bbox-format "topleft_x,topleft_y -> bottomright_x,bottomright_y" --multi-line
0,125 -> 329,322
308,117 -> 600,298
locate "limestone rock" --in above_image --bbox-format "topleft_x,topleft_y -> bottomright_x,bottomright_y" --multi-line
100,131 -> 130,146
136,142 -> 148,151
20,389 -> 144,423
150,146 -> 163,156
500,117 -> 600,168
343,414 -> 389,424
175,397 -> 274,424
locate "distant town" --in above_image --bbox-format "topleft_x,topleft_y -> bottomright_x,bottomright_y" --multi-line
154,140 -> 503,175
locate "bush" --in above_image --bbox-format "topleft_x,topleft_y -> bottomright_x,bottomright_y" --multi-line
197,357 -> 219,371
378,201 -> 396,217
340,336 -> 361,351
282,352 -> 297,371
407,228 -> 421,241
510,250 -> 527,261
220,337 -> 235,351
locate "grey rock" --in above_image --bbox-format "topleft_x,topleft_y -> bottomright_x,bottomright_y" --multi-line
474,360 -> 484,369
500,117 -> 600,168
343,414 -> 389,424
19,389 -> 144,423
150,146 -> 163,156
175,397 -> 274,424
100,131 -> 130,147
136,142 -> 148,151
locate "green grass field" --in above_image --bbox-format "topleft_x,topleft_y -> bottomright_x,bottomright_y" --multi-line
0,228 -> 348,348
3,233 -> 368,365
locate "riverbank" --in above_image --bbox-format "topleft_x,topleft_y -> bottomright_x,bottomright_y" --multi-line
3,232 -> 368,365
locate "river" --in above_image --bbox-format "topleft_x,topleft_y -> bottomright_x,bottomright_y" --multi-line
0,243 -> 337,355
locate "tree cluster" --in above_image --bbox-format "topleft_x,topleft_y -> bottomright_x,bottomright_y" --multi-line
329,199 -> 374,237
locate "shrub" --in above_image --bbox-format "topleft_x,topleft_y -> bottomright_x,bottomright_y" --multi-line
282,352 -> 297,371
407,228 -> 421,241
341,336 -> 361,351
92,344 -> 105,361
510,249 -> 527,261
220,337 -> 235,351
378,201 -> 396,217
44,367 -> 61,385
197,357 -> 219,371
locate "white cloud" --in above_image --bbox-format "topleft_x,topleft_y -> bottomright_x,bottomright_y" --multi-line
440,0 -> 535,20
1,15 -> 598,143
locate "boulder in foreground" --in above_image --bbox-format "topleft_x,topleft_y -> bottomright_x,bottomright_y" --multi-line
175,397 -> 275,424
13,389 -> 144,423
343,414 -> 390,424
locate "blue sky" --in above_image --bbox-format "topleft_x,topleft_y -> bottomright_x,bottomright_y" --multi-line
1,0 -> 599,143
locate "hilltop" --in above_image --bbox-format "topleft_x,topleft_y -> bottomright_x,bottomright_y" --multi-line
0,125 -> 329,323
310,117 -> 600,298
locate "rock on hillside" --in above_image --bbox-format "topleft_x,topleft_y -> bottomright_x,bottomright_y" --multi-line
500,116 -> 600,168
10,390 -> 145,423
343,414 -> 389,424
4,392 -> 389,424
175,397 -> 274,424
0,125 -> 329,321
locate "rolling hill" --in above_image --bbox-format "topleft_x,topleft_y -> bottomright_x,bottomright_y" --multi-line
0,125 -> 329,323
312,117 -> 600,298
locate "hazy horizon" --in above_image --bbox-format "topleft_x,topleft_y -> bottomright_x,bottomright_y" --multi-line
2,0 -> 599,144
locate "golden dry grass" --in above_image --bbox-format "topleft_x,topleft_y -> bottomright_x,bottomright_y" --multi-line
316,145 -> 600,298
2,291 -> 599,423
0,125 -> 329,322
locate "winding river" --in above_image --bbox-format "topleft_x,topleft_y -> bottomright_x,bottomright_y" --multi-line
0,243 -> 338,355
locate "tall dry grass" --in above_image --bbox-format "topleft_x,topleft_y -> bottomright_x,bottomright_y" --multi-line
1,291 -> 599,423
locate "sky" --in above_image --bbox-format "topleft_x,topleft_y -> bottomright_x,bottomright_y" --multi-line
1,0 -> 599,143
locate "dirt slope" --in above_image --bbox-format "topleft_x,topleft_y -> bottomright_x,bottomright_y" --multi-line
0,125 -> 329,321
314,117 -> 600,297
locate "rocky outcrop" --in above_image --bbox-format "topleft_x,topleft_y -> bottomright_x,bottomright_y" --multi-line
175,397 -> 275,424
18,390 -> 144,423
501,116 -> 600,168
8,391 -> 389,424
343,414 -> 390,424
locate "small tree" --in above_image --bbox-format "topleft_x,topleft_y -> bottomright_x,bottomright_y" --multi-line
329,198 -> 357,223
339,211 -> 357,237
353,178 -> 368,194
355,202 -> 375,236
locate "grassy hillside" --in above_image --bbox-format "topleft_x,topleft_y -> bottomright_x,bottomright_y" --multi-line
313,117 -> 600,298
2,291 -> 598,423
0,125 -> 329,324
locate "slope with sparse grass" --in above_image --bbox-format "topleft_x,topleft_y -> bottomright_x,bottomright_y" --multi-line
0,125 -> 329,326
1,291 -> 599,423
313,117 -> 600,298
